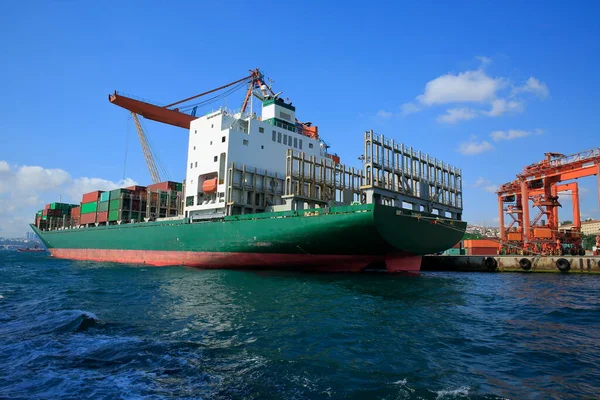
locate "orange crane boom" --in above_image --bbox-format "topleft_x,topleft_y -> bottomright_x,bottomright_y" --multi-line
108,69 -> 263,129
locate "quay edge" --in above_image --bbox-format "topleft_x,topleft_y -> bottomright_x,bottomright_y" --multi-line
422,255 -> 600,273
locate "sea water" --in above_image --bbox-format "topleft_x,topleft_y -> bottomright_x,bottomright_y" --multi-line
1,251 -> 599,399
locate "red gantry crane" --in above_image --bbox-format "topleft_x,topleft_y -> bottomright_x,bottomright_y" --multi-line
497,149 -> 600,255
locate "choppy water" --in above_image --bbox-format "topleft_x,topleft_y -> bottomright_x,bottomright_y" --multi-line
1,252 -> 599,399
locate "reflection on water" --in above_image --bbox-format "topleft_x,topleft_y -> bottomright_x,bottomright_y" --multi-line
1,252 -> 599,399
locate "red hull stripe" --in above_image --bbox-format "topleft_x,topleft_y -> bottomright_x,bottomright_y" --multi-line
49,249 -> 421,273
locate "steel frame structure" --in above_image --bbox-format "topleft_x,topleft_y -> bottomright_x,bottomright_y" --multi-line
497,149 -> 600,255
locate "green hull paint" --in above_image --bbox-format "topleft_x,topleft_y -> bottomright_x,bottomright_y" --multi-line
31,204 -> 466,257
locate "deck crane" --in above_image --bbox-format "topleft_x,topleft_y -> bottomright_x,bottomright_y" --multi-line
108,69 -> 270,182
497,148 -> 600,255
108,69 -> 267,129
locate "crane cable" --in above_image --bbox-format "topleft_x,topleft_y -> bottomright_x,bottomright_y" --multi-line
177,81 -> 248,113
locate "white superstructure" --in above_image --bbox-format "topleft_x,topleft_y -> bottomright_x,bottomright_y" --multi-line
184,97 -> 326,219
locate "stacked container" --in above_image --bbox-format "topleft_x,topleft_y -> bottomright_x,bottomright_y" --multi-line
81,191 -> 103,225
145,181 -> 183,219
70,206 -> 81,226
36,203 -> 78,229
97,191 -> 110,223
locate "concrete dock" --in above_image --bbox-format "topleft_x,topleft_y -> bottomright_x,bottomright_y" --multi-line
422,255 -> 600,273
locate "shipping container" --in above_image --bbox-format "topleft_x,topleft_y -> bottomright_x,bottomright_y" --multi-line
36,210 -> 43,217
110,188 -> 133,199
97,211 -> 108,223
108,209 -> 131,222
71,206 -> 81,218
47,209 -> 63,217
109,197 -> 132,211
82,191 -> 104,203
81,201 -> 98,214
42,209 -> 48,216
125,185 -> 148,193
98,201 -> 109,212
148,181 -> 181,191
50,202 -> 77,211
80,212 -> 97,225
100,192 -> 110,202
463,239 -> 501,249
467,247 -> 499,256
45,204 -> 51,210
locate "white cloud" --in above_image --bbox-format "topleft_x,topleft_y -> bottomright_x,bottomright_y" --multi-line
400,103 -> 421,115
490,128 -> 543,141
399,62 -> 548,124
0,161 -> 137,238
457,140 -> 493,155
512,77 -> 549,98
376,109 -> 394,119
437,107 -> 478,124
416,69 -> 505,106
473,176 -> 498,193
483,99 -> 524,117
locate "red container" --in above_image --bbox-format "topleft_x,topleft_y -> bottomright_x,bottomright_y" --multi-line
467,247 -> 499,256
97,211 -> 108,223
47,209 -> 62,217
42,209 -> 48,216
80,212 -> 97,224
148,181 -> 178,191
45,204 -> 51,210
71,206 -> 81,218
71,216 -> 80,226
82,190 -> 104,203
125,185 -> 148,193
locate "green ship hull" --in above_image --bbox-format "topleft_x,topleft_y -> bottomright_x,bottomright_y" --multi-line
31,203 -> 466,273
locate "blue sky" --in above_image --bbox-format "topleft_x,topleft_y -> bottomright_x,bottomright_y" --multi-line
1,1 -> 599,236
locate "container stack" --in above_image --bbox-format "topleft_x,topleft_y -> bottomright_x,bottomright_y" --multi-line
70,206 -> 81,226
146,181 -> 183,219
97,191 -> 110,223
80,191 -> 103,226
108,187 -> 148,223
35,203 -> 79,230
32,181 -> 184,231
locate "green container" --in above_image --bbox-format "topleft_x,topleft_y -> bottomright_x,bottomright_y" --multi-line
108,209 -> 130,222
109,197 -> 132,211
110,189 -> 132,200
175,183 -> 183,191
41,215 -> 48,220
100,192 -> 110,202
50,202 -> 75,211
36,210 -> 43,217
98,201 -> 109,212
81,201 -> 98,214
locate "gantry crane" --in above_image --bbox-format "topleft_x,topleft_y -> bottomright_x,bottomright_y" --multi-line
497,149 -> 600,255
108,69 -> 270,182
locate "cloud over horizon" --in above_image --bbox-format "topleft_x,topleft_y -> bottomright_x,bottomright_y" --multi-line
0,161 -> 136,238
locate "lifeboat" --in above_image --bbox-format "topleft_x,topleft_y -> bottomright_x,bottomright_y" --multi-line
202,178 -> 218,194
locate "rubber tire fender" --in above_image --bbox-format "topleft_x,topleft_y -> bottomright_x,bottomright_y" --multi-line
484,257 -> 497,271
556,258 -> 571,273
519,258 -> 532,271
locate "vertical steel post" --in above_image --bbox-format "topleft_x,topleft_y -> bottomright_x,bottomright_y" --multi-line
521,180 -> 530,244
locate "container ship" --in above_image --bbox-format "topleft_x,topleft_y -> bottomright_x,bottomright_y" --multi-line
31,70 -> 466,273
